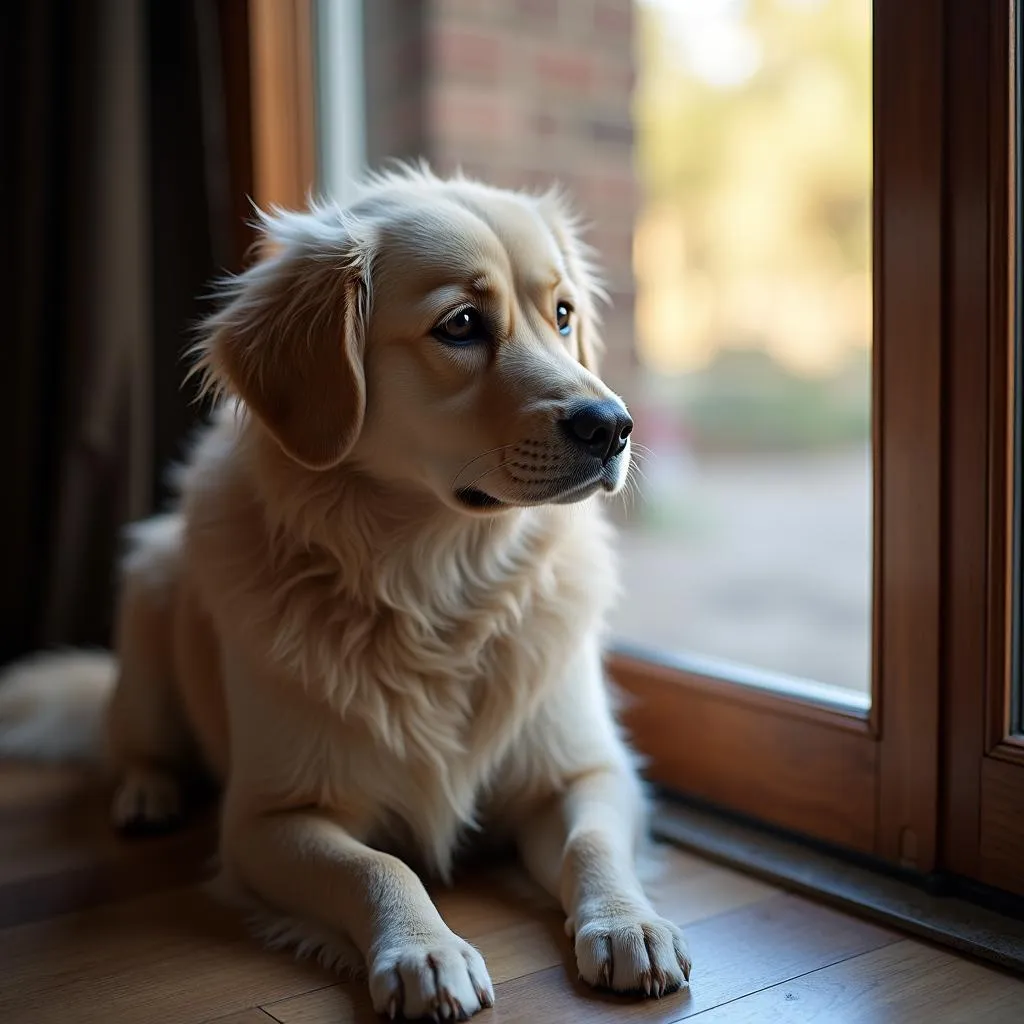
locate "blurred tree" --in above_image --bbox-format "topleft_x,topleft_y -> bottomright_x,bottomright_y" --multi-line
634,0 -> 872,383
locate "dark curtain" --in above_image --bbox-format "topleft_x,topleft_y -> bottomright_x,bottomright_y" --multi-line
0,0 -> 250,664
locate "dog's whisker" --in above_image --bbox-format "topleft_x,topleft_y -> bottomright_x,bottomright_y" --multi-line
628,465 -> 650,492
460,458 -> 515,494
617,477 -> 635,516
624,446 -> 647,466
449,443 -> 522,490
627,477 -> 642,515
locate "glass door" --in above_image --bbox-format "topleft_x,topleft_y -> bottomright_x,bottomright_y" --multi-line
613,0 -> 946,871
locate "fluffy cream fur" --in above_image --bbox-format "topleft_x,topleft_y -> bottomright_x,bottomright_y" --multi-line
0,166 -> 690,1020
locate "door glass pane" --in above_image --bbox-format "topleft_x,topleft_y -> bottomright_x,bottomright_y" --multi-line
619,0 -> 873,702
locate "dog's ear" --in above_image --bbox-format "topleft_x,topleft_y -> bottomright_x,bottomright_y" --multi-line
194,208 -> 374,470
534,188 -> 609,373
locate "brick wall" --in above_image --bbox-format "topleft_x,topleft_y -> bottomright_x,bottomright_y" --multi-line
362,0 -> 637,391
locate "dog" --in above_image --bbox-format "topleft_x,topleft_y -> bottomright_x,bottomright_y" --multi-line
0,166 -> 690,1020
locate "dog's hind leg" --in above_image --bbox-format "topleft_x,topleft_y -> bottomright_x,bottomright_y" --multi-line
107,514 -> 197,835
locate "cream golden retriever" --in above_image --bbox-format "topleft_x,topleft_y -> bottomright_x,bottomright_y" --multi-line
0,166 -> 690,1020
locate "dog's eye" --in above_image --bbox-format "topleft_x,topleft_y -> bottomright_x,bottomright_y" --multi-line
434,307 -> 487,346
556,301 -> 574,336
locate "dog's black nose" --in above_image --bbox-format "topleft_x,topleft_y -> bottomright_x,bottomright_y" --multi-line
561,400 -> 633,464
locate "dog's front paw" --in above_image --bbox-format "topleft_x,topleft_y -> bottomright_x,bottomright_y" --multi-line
368,932 -> 494,1020
572,905 -> 691,997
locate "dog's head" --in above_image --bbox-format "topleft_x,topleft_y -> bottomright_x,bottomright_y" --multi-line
197,167 -> 632,514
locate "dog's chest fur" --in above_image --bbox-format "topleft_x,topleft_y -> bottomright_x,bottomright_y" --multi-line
273,518 -> 609,873
184,425 -> 618,875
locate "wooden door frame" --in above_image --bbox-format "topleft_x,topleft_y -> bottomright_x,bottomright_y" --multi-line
942,0 -> 1024,897
211,0 -> 317,266
248,0 -> 317,213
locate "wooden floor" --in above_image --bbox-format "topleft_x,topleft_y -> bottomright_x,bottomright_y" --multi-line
1,764 -> 1022,1023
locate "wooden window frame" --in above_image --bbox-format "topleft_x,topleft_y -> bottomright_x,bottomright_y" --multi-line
246,0 -> 1024,895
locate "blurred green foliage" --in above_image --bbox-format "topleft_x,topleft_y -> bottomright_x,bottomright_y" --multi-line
634,0 -> 873,452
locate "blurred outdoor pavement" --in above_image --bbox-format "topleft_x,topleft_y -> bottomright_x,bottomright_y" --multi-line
614,447 -> 872,695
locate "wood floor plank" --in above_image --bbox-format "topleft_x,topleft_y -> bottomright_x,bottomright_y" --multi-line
0,824 -> 216,928
0,885 -> 333,1024
0,762 -> 94,820
480,894 -> 897,1023
430,846 -> 779,987
684,939 -> 1024,1023
266,892 -> 897,1023
12,765 -> 995,1024
0,765 -> 216,927
202,1011 -> 279,1024
640,847 -> 780,926
261,985 -> 374,1024
431,873 -> 565,983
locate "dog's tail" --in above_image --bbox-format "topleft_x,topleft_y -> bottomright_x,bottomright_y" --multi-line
0,650 -> 115,763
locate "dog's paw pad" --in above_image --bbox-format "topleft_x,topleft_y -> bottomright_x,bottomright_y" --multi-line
575,909 -> 690,997
369,933 -> 494,1020
111,768 -> 183,836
